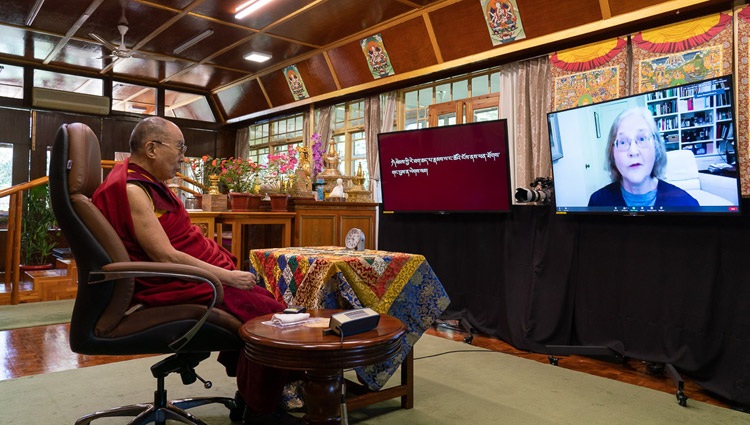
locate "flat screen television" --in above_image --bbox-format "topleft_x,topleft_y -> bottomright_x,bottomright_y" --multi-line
378,119 -> 511,213
547,74 -> 740,215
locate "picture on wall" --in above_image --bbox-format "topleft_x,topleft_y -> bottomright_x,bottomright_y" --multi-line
283,65 -> 309,100
360,34 -> 395,79
480,0 -> 526,45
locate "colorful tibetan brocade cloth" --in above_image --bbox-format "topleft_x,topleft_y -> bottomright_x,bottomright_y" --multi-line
249,246 -> 450,390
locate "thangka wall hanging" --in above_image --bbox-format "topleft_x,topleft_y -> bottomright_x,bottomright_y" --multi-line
631,13 -> 733,93
360,34 -> 395,79
480,0 -> 525,45
735,6 -> 750,195
549,38 -> 628,111
284,65 -> 309,100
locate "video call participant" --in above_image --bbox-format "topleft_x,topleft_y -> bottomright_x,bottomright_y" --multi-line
588,106 -> 698,208
92,117 -> 301,425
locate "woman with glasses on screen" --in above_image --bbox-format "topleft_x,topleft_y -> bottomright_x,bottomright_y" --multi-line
588,106 -> 698,208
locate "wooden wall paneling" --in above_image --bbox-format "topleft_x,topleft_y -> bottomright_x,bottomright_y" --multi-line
260,54 -> 339,107
32,111 -> 101,179
101,117 -> 138,161
181,127 -> 218,158
259,70 -> 296,107
515,0 -> 603,38
215,79 -> 269,120
427,0 -> 496,62
378,18 -> 439,74
608,0 -> 672,16
327,41 -> 382,89
301,54 -> 340,95
0,108 -> 32,185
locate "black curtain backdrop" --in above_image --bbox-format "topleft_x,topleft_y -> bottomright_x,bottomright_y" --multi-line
378,202 -> 750,407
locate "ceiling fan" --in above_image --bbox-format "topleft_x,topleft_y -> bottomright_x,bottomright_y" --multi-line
88,11 -> 174,63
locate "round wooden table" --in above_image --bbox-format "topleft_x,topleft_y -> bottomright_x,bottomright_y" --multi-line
239,309 -> 405,425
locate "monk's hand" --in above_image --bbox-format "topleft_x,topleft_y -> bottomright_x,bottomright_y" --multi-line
223,270 -> 257,290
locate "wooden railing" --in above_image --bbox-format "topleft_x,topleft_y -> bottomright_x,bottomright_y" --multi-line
1,161 -> 205,304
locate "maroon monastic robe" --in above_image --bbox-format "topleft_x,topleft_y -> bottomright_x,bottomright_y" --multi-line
92,159 -> 288,413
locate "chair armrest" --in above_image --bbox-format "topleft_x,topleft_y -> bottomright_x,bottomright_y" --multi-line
697,173 -> 739,204
90,262 -> 223,351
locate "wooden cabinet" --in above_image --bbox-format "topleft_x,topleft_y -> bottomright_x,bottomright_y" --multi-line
293,200 -> 378,248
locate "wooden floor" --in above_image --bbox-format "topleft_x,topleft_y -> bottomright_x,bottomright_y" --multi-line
0,316 -> 740,413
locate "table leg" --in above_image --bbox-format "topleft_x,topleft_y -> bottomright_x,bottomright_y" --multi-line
303,369 -> 342,425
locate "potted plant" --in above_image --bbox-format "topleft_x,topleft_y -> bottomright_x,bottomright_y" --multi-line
20,184 -> 58,270
220,157 -> 264,211
261,147 -> 298,211
185,155 -> 225,209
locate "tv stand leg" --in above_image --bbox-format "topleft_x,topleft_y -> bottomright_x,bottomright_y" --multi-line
459,317 -> 476,344
664,363 -> 688,407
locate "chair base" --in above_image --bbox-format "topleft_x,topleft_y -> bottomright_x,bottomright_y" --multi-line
74,396 -> 237,425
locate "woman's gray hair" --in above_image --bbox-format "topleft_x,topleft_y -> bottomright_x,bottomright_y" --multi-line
604,106 -> 667,182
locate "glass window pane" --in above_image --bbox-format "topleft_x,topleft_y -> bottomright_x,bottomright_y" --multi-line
473,107 -> 498,122
452,80 -> 468,100
472,76 -> 489,96
418,88 -> 432,108
33,70 -> 103,95
436,84 -> 452,103
0,143 -> 12,211
112,82 -> 156,115
437,113 -> 456,127
164,90 -> 215,122
405,91 -> 418,109
0,63 -> 24,99
490,71 -> 501,93
352,131 -> 366,157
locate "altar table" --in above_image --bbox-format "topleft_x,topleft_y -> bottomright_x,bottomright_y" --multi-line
249,246 -> 450,390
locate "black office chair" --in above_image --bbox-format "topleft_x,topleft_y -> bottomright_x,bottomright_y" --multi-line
48,122 -> 244,425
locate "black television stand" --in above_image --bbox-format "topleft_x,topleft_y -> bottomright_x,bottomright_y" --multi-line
545,344 -> 688,407
435,317 -> 477,344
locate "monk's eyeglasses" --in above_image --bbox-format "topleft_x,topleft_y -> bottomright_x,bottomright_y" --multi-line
151,140 -> 187,154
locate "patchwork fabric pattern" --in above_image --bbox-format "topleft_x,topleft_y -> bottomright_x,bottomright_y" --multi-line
249,246 -> 450,389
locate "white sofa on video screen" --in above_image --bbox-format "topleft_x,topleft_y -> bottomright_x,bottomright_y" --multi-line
664,149 -> 738,206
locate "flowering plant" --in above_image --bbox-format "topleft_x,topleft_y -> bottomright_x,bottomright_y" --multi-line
185,155 -> 224,194
220,157 -> 264,193
310,133 -> 324,176
262,146 -> 298,193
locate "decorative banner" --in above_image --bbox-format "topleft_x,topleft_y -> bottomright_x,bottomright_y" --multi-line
360,34 -> 395,79
553,67 -> 620,111
637,46 -> 723,92
283,65 -> 309,101
630,12 -> 733,93
549,38 -> 628,111
736,6 -> 750,196
480,0 -> 526,45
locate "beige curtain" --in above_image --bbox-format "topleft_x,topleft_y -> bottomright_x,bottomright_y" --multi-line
364,92 -> 397,202
512,57 -> 553,195
235,126 -> 249,158
316,105 -> 333,152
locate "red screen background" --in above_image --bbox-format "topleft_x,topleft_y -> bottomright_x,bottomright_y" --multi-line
378,120 -> 511,213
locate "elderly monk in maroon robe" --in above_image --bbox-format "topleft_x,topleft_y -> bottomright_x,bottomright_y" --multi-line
92,116 -> 300,425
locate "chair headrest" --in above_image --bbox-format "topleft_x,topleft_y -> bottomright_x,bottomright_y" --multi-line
66,122 -> 102,198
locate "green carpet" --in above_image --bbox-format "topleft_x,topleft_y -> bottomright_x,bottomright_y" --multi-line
0,299 -> 74,330
0,334 -> 745,424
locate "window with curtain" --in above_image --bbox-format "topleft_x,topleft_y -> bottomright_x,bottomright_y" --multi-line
331,100 -> 366,178
402,67 -> 501,129
244,113 -> 304,165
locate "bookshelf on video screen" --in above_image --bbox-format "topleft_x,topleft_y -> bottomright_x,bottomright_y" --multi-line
547,74 -> 741,215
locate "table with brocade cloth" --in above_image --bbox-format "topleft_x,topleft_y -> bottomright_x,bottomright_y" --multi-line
249,246 -> 450,395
